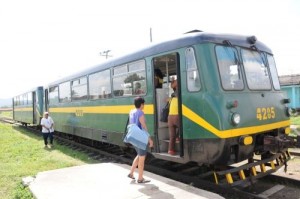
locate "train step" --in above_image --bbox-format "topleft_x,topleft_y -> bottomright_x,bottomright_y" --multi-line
152,152 -> 188,164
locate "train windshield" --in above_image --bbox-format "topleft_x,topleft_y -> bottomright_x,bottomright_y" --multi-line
216,46 -> 244,90
242,49 -> 271,90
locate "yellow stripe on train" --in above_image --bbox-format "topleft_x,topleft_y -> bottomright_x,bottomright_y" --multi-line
49,104 -> 290,139
49,104 -> 154,115
182,105 -> 290,138
14,108 -> 33,111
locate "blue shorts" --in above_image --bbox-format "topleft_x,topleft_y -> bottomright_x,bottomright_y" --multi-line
134,146 -> 147,156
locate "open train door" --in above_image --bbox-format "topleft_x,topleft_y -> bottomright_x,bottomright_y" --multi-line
151,52 -> 186,163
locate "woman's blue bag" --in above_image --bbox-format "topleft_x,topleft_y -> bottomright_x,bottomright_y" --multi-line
123,124 -> 149,150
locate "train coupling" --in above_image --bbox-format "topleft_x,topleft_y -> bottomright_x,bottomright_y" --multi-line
263,134 -> 300,152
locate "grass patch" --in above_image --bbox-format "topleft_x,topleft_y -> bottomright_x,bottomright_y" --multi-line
290,116 -> 300,126
0,123 -> 98,199
0,110 -> 12,118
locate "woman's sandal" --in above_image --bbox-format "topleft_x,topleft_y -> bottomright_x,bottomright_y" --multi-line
127,174 -> 135,179
137,178 -> 150,183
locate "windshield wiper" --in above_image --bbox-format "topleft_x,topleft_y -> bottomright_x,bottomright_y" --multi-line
223,40 -> 241,66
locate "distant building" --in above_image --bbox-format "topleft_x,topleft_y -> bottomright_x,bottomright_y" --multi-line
279,74 -> 300,109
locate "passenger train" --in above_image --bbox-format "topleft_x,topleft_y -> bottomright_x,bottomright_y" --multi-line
13,30 -> 298,184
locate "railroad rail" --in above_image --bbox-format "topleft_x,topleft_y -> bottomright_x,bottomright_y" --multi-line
2,118 -> 300,199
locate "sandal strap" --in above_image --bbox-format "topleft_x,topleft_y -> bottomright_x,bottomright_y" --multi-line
137,178 -> 150,183
127,174 -> 135,179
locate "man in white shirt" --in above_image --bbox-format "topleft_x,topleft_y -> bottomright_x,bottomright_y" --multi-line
40,112 -> 54,147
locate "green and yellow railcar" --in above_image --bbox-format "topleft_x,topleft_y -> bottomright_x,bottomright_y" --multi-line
44,31 -> 295,171
13,86 -> 44,125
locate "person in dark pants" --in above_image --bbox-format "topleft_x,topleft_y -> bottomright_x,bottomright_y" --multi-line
40,112 -> 54,147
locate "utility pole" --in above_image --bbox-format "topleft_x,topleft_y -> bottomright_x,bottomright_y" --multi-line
100,50 -> 112,59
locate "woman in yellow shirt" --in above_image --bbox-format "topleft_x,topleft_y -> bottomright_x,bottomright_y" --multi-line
168,79 -> 179,155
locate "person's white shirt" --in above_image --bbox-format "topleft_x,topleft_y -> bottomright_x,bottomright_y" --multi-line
41,116 -> 54,133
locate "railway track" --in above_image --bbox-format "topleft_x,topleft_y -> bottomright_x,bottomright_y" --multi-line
2,118 -> 300,199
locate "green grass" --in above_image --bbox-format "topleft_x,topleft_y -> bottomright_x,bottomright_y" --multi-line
0,110 -> 12,118
290,116 -> 300,126
0,123 -> 98,199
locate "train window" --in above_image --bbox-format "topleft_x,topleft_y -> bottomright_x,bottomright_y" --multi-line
89,69 -> 112,100
28,93 -> 32,105
216,46 -> 244,90
267,54 -> 280,90
242,49 -> 271,90
185,47 -> 201,91
59,82 -> 71,103
23,94 -> 27,105
113,60 -> 146,97
71,77 -> 87,101
114,64 -> 127,75
15,96 -> 19,106
129,60 -> 144,72
49,86 -> 59,104
19,95 -> 24,105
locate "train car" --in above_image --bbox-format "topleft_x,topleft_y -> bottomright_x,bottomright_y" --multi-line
13,86 -> 44,126
44,31 -> 296,176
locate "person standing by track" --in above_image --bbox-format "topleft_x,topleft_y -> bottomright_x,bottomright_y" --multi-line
40,112 -> 54,147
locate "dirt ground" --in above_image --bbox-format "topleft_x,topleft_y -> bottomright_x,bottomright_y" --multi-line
274,149 -> 300,180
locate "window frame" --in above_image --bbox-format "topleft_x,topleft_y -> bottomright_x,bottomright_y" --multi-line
88,69 -> 112,100
71,76 -> 88,101
58,82 -> 71,103
185,47 -> 201,92
215,45 -> 245,91
112,59 -> 146,97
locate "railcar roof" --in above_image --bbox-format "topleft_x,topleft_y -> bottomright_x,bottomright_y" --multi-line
13,86 -> 43,97
48,32 -> 272,86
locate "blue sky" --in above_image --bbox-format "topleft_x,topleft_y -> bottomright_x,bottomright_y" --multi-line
0,0 -> 299,98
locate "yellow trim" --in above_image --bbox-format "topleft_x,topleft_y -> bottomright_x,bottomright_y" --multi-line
182,105 -> 290,138
225,173 -> 233,184
270,161 -> 275,169
49,104 -> 154,115
260,164 -> 266,173
48,103 -> 290,139
213,172 -> 219,184
243,136 -> 253,145
285,127 -> 291,135
238,170 -> 246,180
251,167 -> 257,176
14,108 -> 33,111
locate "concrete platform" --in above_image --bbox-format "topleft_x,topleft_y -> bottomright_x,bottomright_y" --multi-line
28,163 -> 224,199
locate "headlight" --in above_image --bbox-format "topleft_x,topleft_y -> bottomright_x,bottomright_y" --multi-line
231,113 -> 241,125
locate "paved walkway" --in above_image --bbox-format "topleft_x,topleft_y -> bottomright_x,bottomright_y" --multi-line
28,163 -> 224,199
